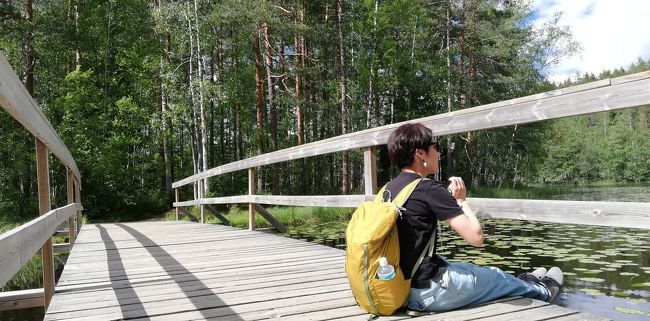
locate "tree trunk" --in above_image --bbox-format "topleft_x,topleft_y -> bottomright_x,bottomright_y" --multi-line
74,0 -> 80,67
294,2 -> 304,145
253,27 -> 265,191
336,0 -> 349,194
193,0 -> 209,195
23,0 -> 34,94
263,22 -> 279,195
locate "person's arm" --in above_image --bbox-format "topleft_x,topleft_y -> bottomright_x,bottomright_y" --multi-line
444,177 -> 484,247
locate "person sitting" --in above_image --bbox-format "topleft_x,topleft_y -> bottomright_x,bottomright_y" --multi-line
384,122 -> 563,313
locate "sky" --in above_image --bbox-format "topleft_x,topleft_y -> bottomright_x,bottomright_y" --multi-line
531,0 -> 650,83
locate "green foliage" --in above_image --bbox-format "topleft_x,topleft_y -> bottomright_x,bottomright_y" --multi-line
0,0 -> 647,227
164,205 -> 353,229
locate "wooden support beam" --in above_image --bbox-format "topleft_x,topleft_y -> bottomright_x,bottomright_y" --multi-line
174,188 -> 180,221
363,147 -> 377,195
199,180 -> 205,223
205,205 -> 229,225
178,207 -> 199,222
36,140 -> 54,310
66,169 -> 76,249
254,204 -> 287,233
0,288 -> 44,311
248,168 -> 255,231
75,183 -> 82,234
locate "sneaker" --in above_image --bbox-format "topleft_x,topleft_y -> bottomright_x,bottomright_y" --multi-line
540,267 -> 563,303
517,267 -> 547,283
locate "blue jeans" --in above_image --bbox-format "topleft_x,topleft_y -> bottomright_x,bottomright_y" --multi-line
407,260 -> 550,312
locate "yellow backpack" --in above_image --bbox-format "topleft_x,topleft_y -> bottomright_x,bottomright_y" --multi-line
345,178 -> 433,316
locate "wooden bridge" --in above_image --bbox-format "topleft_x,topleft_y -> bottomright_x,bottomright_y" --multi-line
1,51 -> 649,320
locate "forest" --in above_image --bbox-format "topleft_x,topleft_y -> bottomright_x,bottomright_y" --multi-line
0,0 -> 648,222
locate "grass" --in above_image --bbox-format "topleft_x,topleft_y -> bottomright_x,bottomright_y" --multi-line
163,205 -> 354,229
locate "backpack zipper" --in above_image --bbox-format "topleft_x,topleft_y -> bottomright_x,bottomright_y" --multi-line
363,244 -> 379,315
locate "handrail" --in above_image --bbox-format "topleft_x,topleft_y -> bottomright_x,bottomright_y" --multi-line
172,71 -> 650,188
0,53 -> 81,183
0,52 -> 83,311
173,71 -> 650,231
0,203 -> 80,288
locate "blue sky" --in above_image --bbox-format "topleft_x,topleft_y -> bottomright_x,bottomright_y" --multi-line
531,0 -> 650,83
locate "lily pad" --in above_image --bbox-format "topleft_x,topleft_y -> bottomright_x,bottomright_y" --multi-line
581,288 -> 604,296
579,277 -> 606,283
613,307 -> 649,316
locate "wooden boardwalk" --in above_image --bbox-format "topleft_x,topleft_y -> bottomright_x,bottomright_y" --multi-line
45,221 -> 608,321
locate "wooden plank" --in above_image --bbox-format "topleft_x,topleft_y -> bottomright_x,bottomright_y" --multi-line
476,304 -> 579,320
44,222 -> 598,321
249,168 -> 255,230
172,73 -> 650,188
75,184 -> 82,233
611,70 -> 650,85
174,188 -> 179,221
174,194 -> 367,208
468,198 -> 650,229
363,147 -> 377,195
66,170 -> 76,248
177,194 -> 649,229
199,179 -> 205,223
37,140 -> 55,310
0,53 -> 81,181
0,288 -> 44,311
255,204 -> 287,233
204,205 -> 229,225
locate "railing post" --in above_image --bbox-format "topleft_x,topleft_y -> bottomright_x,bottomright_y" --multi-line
75,180 -> 82,234
66,169 -> 76,249
199,179 -> 205,223
248,168 -> 255,230
175,188 -> 179,221
364,147 -> 378,195
36,140 -> 54,310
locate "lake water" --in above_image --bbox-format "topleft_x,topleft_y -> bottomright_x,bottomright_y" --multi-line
284,185 -> 650,320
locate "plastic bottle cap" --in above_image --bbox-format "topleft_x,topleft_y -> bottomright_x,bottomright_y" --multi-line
379,257 -> 388,267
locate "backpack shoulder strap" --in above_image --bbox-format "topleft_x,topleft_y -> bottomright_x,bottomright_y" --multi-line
373,184 -> 389,202
392,177 -> 427,207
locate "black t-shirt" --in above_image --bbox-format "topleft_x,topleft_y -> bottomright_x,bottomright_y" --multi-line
384,172 -> 463,288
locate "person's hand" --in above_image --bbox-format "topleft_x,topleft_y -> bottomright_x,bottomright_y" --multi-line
448,176 -> 467,202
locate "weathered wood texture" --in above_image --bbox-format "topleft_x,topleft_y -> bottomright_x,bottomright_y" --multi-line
0,53 -> 81,180
174,195 -> 649,229
173,72 -> 650,188
0,288 -> 44,311
44,221 -> 607,320
36,140 -> 55,309
364,147 -> 377,195
468,198 -> 650,229
0,203 -> 79,288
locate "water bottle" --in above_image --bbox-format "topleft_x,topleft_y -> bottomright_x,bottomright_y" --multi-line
377,257 -> 396,280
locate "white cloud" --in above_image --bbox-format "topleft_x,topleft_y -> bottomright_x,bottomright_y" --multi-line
531,0 -> 650,83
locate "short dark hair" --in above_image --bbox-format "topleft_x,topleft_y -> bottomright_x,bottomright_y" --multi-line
387,123 -> 436,168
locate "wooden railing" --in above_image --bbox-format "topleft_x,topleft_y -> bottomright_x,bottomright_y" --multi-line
0,53 -> 83,311
174,71 -> 650,231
